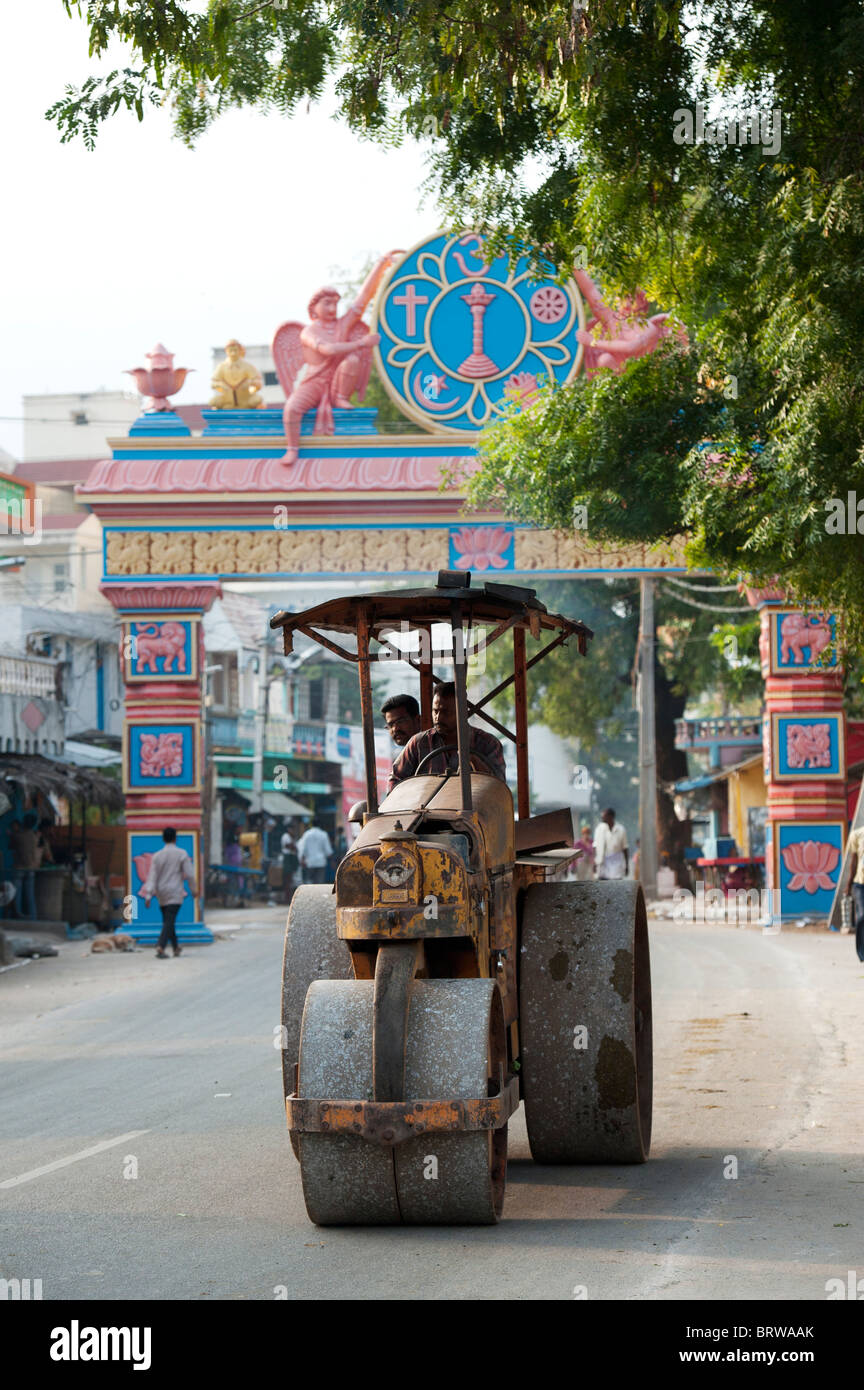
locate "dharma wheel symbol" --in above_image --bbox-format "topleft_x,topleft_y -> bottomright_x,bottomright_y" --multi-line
529,285 -> 569,324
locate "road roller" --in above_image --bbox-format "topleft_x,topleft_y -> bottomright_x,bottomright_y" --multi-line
270,569 -> 653,1225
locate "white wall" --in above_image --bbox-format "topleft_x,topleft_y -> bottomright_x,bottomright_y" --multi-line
0,604 -> 122,741
23,391 -> 140,461
0,514 -> 109,615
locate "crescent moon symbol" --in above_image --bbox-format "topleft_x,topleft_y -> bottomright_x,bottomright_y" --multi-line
412,371 -> 459,411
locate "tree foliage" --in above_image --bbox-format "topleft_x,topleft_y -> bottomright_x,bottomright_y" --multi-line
482,574 -> 761,863
50,1 -> 864,636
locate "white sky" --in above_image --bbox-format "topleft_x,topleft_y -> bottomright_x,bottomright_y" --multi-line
0,0 -> 433,458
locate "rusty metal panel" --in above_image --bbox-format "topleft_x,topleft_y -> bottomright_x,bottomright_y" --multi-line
379,777 -> 447,815
427,776 -> 515,866
336,848 -> 378,906
515,806 -> 577,854
337,838 -> 472,940
337,905 -> 470,940
489,870 -> 516,951
286,1075 -> 520,1146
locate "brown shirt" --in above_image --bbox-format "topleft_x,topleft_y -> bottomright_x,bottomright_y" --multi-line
10,828 -> 40,870
388,726 -> 507,792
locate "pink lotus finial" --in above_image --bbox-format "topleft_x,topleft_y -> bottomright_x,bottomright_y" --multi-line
125,342 -> 192,412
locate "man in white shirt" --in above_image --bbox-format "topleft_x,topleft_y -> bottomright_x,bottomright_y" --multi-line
296,821 -> 334,884
141,826 -> 196,958
594,808 -> 629,880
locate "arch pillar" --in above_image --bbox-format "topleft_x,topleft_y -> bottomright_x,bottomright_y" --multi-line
100,581 -> 222,943
747,587 -> 846,922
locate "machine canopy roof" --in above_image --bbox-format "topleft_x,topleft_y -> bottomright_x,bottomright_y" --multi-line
269,572 -> 593,657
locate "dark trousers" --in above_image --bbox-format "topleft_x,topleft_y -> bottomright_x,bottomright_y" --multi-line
853,884 -> 864,963
304,866 -> 327,884
12,869 -> 37,920
157,902 -> 180,952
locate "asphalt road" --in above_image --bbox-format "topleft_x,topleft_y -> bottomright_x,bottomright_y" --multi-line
1,914 -> 862,1301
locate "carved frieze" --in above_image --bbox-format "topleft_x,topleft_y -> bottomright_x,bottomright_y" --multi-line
103,525 -> 686,579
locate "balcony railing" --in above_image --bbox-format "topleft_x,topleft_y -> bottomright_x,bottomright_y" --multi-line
675,716 -> 762,747
0,654 -> 59,698
208,712 -> 326,758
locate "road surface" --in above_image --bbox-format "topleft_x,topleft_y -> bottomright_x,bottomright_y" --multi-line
1,913 -> 862,1300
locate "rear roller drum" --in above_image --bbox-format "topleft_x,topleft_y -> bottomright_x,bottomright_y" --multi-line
297,977 -> 507,1225
519,879 -> 652,1164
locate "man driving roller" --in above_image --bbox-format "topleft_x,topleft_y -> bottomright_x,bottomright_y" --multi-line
388,681 -> 506,792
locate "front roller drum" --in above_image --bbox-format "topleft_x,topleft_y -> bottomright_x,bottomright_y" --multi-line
296,977 -> 508,1225
519,879 -> 652,1164
281,885 -> 353,1157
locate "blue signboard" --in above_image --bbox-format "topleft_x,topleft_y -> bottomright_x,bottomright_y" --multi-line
771,713 -> 844,780
126,618 -> 196,681
770,611 -> 838,674
128,831 -> 199,931
375,231 -> 584,432
775,821 -> 844,917
126,722 -> 198,790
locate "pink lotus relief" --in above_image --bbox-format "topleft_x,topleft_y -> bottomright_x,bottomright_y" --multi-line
132,853 -> 153,887
503,371 -> 540,405
451,526 -> 512,572
781,840 -> 840,893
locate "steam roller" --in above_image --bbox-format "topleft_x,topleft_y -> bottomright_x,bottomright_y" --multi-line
272,570 -> 653,1225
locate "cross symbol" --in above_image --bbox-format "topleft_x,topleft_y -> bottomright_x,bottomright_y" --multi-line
393,283 -> 429,337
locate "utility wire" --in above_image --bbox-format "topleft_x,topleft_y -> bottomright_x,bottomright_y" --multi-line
0,415 -> 140,425
662,575 -> 741,593
659,586 -> 754,614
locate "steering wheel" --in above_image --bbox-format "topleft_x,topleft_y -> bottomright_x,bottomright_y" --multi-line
413,743 -> 499,777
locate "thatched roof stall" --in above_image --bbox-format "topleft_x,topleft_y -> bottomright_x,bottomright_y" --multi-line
0,754 -> 124,812
1,754 -> 125,927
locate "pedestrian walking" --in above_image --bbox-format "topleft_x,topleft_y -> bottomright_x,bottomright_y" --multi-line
845,824 -> 864,962
141,827 -> 195,958
574,823 -> 595,881
280,826 -> 299,905
296,820 -> 333,885
328,827 -> 348,879
593,807 -> 629,880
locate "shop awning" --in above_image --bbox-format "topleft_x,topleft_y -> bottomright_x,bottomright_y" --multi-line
217,777 -> 333,796
259,792 -> 313,818
215,778 -> 314,817
673,774 -> 717,792
674,753 -> 763,794
64,740 -> 122,768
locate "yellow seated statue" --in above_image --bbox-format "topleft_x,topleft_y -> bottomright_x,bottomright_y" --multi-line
210,340 -> 263,409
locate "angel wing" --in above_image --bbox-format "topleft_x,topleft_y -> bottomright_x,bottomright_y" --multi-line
271,321 -> 305,396
346,318 -> 374,403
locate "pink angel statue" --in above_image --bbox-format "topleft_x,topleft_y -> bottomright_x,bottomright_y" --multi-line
573,270 -> 686,376
272,251 -> 403,466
